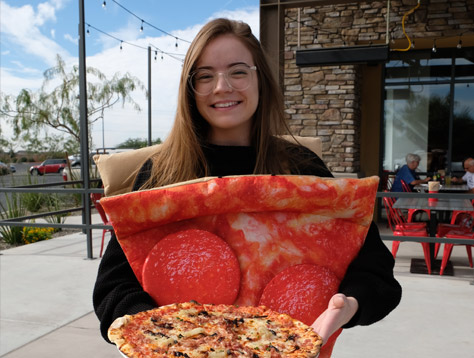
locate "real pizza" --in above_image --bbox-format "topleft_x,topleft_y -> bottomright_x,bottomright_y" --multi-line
108,301 -> 323,358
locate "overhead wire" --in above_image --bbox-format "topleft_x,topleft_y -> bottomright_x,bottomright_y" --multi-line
85,23 -> 186,63
105,0 -> 191,45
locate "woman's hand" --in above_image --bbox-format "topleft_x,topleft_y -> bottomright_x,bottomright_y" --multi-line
311,293 -> 358,344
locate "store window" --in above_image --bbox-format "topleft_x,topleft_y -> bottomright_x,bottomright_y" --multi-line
383,48 -> 474,176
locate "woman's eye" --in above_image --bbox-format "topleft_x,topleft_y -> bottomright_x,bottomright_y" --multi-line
196,72 -> 214,82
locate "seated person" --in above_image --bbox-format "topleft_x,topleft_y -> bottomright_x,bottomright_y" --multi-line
391,153 -> 431,192
452,157 -> 474,193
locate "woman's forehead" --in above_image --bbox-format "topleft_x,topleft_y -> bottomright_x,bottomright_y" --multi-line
196,34 -> 253,68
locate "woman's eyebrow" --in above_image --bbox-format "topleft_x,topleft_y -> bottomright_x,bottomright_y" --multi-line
195,61 -> 250,70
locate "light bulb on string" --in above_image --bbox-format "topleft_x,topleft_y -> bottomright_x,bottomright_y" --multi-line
411,40 -> 415,49
175,37 -> 178,48
86,26 -> 90,36
140,20 -> 144,33
457,39 -> 462,49
432,39 -> 437,53
120,41 -> 123,51
102,1 -> 106,8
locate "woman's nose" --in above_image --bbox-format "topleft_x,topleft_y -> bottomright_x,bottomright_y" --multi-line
213,73 -> 232,92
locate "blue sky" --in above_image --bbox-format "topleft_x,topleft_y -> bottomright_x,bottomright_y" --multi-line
0,0 -> 259,149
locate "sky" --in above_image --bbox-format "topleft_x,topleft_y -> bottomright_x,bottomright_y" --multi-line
0,0 -> 260,150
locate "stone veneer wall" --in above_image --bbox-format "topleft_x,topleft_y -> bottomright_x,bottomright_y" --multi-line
283,0 -> 474,173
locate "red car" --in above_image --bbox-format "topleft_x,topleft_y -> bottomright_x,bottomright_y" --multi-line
29,159 -> 67,175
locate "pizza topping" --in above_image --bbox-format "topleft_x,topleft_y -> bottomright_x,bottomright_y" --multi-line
142,229 -> 241,306
109,302 -> 322,358
259,264 -> 339,325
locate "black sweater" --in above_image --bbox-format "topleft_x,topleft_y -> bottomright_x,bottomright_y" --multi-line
93,144 -> 402,342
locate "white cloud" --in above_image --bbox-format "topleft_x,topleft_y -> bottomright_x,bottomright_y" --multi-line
0,1 -> 73,67
36,2 -> 57,26
9,61 -> 43,76
64,33 -> 77,45
51,29 -> 56,38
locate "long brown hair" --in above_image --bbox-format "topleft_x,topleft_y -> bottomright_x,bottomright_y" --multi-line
140,18 -> 295,189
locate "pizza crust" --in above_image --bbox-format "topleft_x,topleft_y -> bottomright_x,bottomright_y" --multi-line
108,315 -> 131,348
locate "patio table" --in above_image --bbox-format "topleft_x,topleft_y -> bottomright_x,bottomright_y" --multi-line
393,197 -> 473,275
414,183 -> 470,192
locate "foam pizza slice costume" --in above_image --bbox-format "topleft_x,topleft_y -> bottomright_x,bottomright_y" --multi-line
100,174 -> 379,358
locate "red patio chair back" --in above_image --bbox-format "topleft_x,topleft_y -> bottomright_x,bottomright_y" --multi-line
382,195 -> 432,273
90,192 -> 113,257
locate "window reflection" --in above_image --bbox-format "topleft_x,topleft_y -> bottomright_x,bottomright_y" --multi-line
383,48 -> 474,176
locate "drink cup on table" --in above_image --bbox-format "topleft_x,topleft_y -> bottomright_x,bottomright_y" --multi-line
428,181 -> 440,203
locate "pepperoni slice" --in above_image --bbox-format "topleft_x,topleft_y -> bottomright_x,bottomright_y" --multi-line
258,264 -> 340,325
142,229 -> 241,306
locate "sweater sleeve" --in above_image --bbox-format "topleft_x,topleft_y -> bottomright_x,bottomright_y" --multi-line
339,222 -> 402,327
93,159 -> 156,342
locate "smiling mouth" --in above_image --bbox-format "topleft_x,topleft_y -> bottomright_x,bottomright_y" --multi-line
212,101 -> 240,108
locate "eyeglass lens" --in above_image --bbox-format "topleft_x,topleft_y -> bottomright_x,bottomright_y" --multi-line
190,65 -> 255,95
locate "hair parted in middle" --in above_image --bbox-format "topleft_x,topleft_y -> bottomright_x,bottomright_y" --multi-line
140,18 -> 299,190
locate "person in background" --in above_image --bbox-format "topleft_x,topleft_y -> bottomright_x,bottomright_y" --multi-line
452,157 -> 474,193
391,153 -> 431,192
93,18 -> 401,351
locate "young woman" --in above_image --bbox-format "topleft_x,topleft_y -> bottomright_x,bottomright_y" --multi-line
93,18 -> 401,348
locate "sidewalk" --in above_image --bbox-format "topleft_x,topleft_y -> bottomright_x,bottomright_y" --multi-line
1,220 -> 473,358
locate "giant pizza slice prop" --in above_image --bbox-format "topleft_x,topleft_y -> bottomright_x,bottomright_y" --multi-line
100,174 -> 379,358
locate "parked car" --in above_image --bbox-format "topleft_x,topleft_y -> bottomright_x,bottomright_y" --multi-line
29,159 -> 67,175
0,161 -> 11,175
9,164 -> 16,173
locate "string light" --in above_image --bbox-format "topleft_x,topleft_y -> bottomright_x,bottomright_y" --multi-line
102,1 -> 106,8
457,39 -> 462,49
140,20 -> 144,33
432,39 -> 437,53
87,25 -> 90,35
103,0 -> 191,45
411,40 -> 415,49
85,22 -> 186,63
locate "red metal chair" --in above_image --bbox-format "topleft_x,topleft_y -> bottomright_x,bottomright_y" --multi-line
435,214 -> 473,258
90,193 -> 113,257
382,196 -> 432,274
437,229 -> 474,276
450,199 -> 474,225
400,179 -> 431,223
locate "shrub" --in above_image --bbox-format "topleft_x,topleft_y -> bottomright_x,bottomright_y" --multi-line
0,192 -> 26,245
22,227 -> 54,244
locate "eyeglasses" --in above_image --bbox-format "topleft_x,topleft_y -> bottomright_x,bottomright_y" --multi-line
189,64 -> 257,95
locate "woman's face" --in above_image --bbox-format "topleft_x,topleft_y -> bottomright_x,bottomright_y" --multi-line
193,34 -> 259,146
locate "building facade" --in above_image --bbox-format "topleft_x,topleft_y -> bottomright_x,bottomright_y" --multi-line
260,0 -> 474,179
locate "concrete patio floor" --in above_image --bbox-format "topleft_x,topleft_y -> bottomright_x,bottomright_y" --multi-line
1,219 -> 473,358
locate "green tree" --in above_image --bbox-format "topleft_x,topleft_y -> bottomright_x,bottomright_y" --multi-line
0,55 -> 146,153
116,137 -> 162,149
